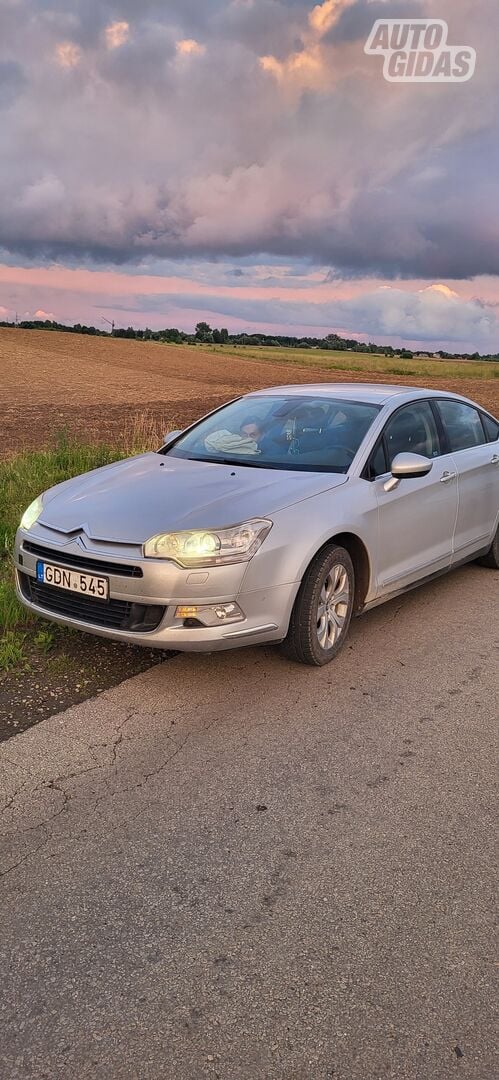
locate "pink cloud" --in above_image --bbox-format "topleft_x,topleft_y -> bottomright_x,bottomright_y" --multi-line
1,263 -> 498,349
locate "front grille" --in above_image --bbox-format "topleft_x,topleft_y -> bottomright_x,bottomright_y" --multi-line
23,540 -> 143,578
20,574 -> 165,633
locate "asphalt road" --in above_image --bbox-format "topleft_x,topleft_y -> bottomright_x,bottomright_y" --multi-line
1,565 -> 498,1080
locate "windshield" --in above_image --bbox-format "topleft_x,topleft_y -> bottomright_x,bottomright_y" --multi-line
165,395 -> 380,473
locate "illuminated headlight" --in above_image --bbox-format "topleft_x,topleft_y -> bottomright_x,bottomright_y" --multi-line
144,519 -> 272,566
20,495 -> 44,531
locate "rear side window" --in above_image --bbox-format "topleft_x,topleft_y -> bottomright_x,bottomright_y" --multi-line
436,400 -> 486,451
482,413 -> 499,442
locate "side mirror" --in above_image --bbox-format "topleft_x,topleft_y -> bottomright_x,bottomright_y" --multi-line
162,429 -> 182,448
384,452 -> 433,492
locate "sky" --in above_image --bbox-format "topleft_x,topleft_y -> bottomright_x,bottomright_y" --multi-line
1,0 -> 498,352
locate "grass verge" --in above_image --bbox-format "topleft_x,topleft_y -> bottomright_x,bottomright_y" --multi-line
0,414 -> 167,672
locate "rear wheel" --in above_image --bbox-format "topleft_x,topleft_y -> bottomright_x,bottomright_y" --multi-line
280,544 -> 354,666
477,524 -> 499,569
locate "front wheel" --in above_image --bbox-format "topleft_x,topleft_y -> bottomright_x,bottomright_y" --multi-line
477,524 -> 499,569
280,544 -> 355,666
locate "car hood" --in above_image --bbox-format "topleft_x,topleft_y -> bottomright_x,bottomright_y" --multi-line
37,453 -> 348,545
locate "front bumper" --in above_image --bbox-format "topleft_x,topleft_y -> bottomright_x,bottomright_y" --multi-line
14,529 -> 297,652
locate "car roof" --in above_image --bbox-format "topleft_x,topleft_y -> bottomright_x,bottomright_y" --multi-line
246,383 -> 470,406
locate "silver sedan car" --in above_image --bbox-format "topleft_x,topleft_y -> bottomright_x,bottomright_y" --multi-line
15,384 -> 499,666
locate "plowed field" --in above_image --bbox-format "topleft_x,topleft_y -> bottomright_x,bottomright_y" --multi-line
1,327 -> 497,455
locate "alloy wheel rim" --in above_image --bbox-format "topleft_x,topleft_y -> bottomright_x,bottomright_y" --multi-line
316,563 -> 350,650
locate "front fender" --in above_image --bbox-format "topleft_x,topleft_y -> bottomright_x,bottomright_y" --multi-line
239,478 -> 378,603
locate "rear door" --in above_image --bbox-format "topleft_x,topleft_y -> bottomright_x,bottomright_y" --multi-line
435,399 -> 499,559
367,400 -> 459,593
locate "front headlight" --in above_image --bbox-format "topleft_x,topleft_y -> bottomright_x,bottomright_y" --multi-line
20,495 -> 44,531
144,519 -> 272,566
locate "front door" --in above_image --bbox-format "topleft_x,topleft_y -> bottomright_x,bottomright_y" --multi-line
372,400 -> 459,592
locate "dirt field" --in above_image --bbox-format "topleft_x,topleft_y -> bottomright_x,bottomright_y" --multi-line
1,327 -> 498,455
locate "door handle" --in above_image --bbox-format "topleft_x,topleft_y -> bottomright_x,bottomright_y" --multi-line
440,471 -> 456,483
491,454 -> 499,465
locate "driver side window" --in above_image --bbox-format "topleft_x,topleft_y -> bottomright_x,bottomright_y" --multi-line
384,401 -> 441,469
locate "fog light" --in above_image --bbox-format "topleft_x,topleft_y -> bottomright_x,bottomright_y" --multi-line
175,602 -> 244,627
215,604 -> 238,621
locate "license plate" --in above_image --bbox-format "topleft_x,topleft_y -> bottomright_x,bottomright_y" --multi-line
36,560 -> 109,601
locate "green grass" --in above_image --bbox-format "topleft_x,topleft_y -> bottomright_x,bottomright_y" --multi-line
33,627 -> 58,654
0,630 -> 27,672
0,413 -> 171,673
0,430 -> 161,672
202,344 -> 499,382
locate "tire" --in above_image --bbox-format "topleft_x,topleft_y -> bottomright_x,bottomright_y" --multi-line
280,544 -> 355,666
477,524 -> 499,569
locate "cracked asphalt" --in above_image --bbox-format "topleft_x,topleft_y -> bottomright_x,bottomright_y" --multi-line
0,564 -> 498,1080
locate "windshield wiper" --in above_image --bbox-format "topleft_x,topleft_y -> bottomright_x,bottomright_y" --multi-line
185,456 -> 283,469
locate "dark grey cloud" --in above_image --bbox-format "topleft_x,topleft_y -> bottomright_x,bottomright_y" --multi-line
325,0 -> 426,45
0,0 -> 497,280
95,26 -> 176,98
0,60 -> 27,108
32,0 -> 223,30
216,0 -> 310,60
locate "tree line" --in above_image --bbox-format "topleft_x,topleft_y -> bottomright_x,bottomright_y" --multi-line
0,317 -> 497,362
